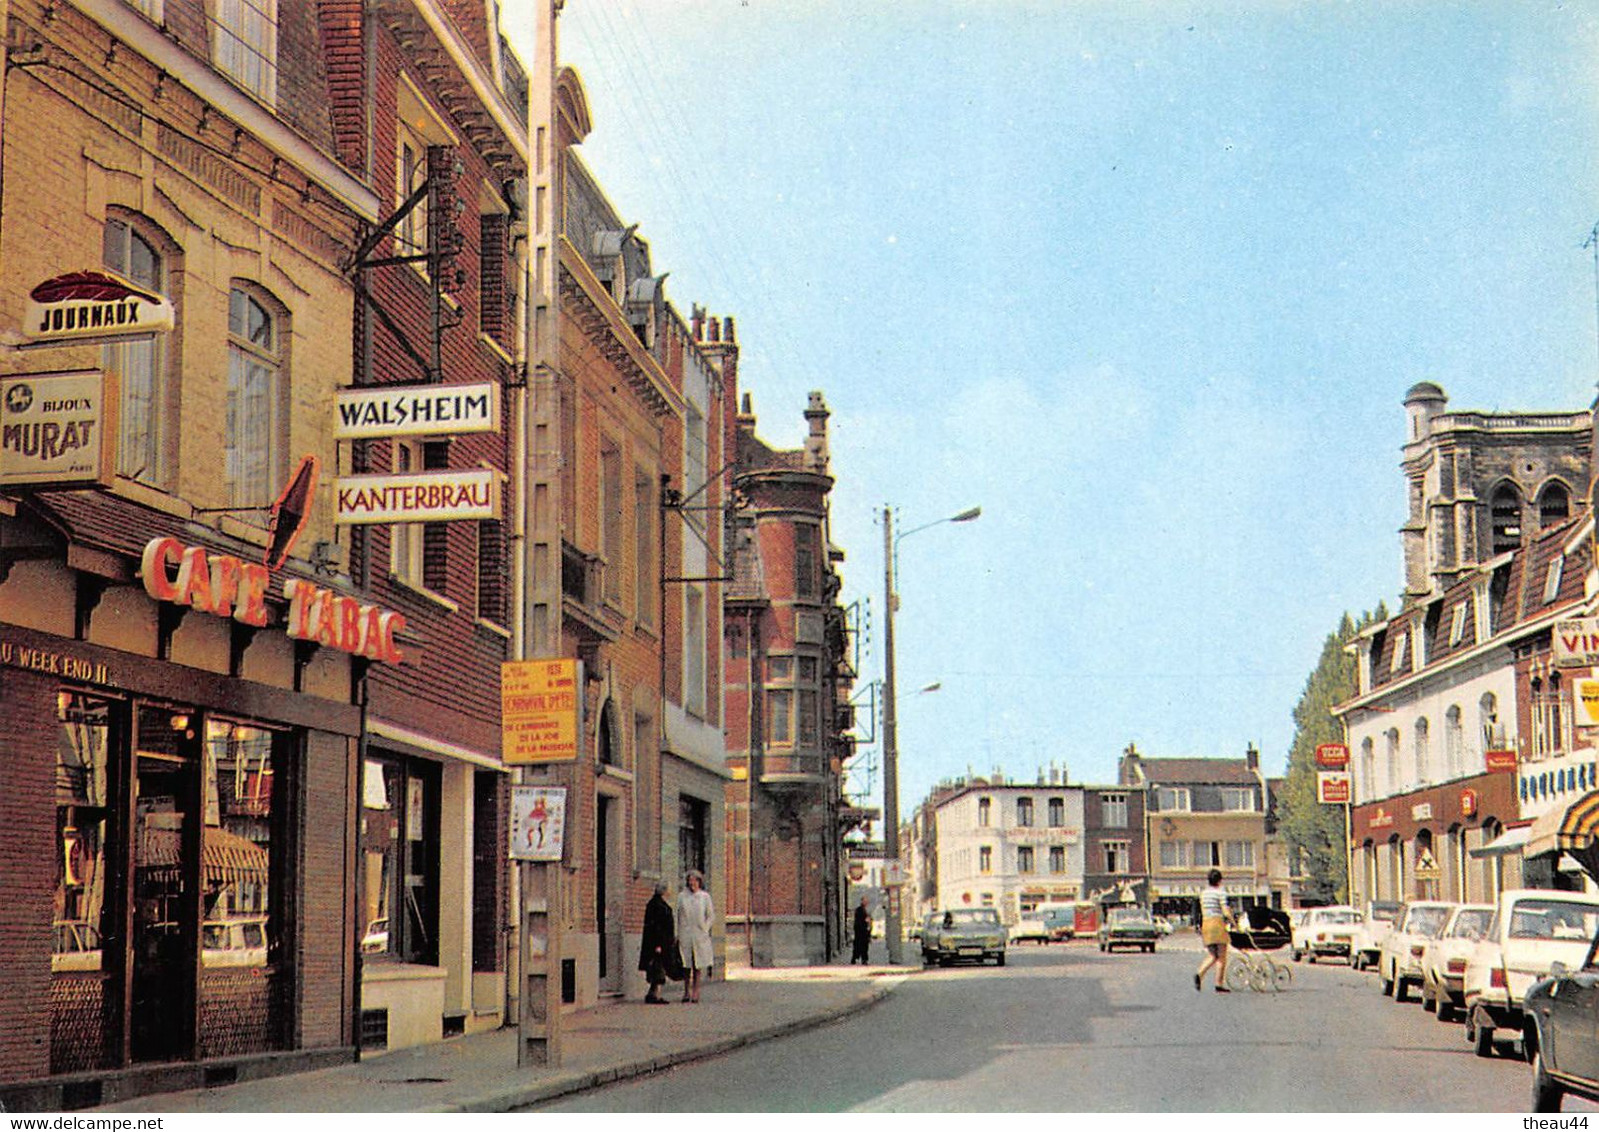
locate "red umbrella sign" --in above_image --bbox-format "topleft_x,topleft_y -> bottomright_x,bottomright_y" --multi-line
265,455 -> 319,570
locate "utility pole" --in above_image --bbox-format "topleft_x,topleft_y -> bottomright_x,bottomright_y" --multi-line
881,506 -> 903,964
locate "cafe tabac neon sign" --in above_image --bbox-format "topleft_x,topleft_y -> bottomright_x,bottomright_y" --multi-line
140,536 -> 406,664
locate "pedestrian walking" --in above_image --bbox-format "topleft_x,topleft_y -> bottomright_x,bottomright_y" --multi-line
852,896 -> 872,964
1194,868 -> 1237,993
675,868 -> 714,1003
638,883 -> 676,1004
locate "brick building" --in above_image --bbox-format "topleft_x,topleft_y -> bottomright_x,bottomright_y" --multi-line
340,0 -> 529,1053
521,66 -> 729,1006
0,0 -> 398,1107
722,389 -> 853,965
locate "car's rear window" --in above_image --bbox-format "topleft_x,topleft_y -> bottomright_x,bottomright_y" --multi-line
1508,899 -> 1599,942
945,910 -> 1000,926
1405,906 -> 1451,936
1448,909 -> 1492,940
1317,911 -> 1361,925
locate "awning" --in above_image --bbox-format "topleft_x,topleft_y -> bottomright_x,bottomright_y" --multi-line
1526,789 -> 1599,878
1469,824 -> 1530,858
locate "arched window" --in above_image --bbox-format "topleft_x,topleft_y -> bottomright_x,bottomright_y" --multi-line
103,211 -> 178,486
1539,482 -> 1571,528
1490,483 -> 1523,554
1413,718 -> 1430,787
1360,737 -> 1376,800
1444,706 -> 1464,779
598,700 -> 618,766
1478,693 -> 1500,761
1384,728 -> 1401,796
226,284 -> 287,508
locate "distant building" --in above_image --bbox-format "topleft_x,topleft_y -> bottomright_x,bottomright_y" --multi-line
1121,745 -> 1285,918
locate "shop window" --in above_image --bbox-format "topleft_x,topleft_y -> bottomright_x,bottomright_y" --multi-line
226,284 -> 287,509
212,0 -> 279,106
103,213 -> 176,487
361,757 -> 439,965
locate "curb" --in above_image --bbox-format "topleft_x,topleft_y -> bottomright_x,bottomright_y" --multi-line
446,981 -> 896,1112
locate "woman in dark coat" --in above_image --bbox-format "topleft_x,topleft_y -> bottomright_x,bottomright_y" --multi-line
639,883 -> 676,1004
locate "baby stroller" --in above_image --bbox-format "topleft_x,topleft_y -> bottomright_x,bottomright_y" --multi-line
1225,907 -> 1294,993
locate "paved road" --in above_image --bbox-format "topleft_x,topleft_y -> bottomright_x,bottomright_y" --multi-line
533,940 -> 1585,1111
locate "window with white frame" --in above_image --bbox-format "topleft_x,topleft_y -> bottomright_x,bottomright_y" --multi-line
1532,674 -> 1569,760
1017,846 -> 1035,874
1219,787 -> 1255,812
212,0 -> 278,106
1101,792 -> 1128,827
1479,692 -> 1501,752
1224,840 -> 1255,868
1360,737 -> 1375,799
1016,797 -> 1034,827
1193,840 -> 1220,867
1544,556 -> 1565,605
979,845 -> 992,874
394,80 -> 453,268
1412,717 -> 1430,786
685,585 -> 706,718
765,688 -> 792,746
1159,840 -> 1193,868
1389,630 -> 1408,675
226,285 -> 285,509
1444,706 -> 1464,779
684,405 -> 707,533
1103,840 -> 1130,874
1449,601 -> 1469,647
1048,797 -> 1065,826
977,797 -> 991,827
1154,787 -> 1189,812
1385,728 -> 1400,795
103,214 -> 172,487
1049,845 -> 1065,873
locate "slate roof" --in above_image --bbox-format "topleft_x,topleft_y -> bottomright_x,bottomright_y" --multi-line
1136,757 -> 1259,786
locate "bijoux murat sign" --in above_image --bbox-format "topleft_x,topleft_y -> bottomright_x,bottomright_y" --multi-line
0,370 -> 117,488
140,536 -> 407,664
23,271 -> 175,344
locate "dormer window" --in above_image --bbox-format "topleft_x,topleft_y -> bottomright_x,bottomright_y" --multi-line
589,226 -> 636,303
1544,556 -> 1565,605
1449,600 -> 1469,647
1389,630 -> 1408,675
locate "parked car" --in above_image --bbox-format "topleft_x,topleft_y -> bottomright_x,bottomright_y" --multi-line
1010,914 -> 1053,945
1465,889 -> 1599,1059
1039,905 -> 1077,941
51,919 -> 102,974
1352,900 -> 1402,971
1419,903 -> 1493,1022
918,913 -> 940,963
201,916 -> 268,967
1379,901 -> 1456,1001
1097,906 -> 1160,953
1526,929 -> 1599,1110
1291,905 -> 1363,964
923,908 -> 1006,966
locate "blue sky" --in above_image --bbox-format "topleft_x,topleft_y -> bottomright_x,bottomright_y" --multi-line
506,1 -> 1599,817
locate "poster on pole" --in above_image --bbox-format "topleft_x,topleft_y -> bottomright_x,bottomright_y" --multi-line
501,659 -> 582,763
510,785 -> 567,862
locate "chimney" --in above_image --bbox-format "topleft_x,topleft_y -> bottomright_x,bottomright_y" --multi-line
804,391 -> 830,474
1245,743 -> 1259,771
690,303 -> 706,341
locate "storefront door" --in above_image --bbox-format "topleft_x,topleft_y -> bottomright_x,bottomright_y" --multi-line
130,706 -> 200,1063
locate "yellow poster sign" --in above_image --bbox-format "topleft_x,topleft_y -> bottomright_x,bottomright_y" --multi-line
1576,678 -> 1599,728
501,659 -> 582,764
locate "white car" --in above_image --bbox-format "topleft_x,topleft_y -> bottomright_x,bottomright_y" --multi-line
1352,900 -> 1402,971
1010,915 -> 1053,944
1465,889 -> 1599,1059
201,916 -> 269,967
1418,903 -> 1493,1022
1291,905 -> 1364,964
1379,901 -> 1456,1001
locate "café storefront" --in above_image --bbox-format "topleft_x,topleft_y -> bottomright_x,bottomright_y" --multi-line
0,491 -> 405,1110
1350,770 -> 1517,907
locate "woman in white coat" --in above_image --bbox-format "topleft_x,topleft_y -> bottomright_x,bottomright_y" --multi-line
674,869 -> 714,1003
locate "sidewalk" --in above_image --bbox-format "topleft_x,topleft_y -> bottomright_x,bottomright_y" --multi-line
91,960 -> 909,1113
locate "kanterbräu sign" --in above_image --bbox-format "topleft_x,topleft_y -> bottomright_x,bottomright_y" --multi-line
140,536 -> 406,664
333,469 -> 500,525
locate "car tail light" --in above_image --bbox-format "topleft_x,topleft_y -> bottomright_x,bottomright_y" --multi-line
1489,968 -> 1506,988
1447,958 -> 1466,975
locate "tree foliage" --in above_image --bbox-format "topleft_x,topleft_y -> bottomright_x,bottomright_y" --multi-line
1277,605 -> 1387,903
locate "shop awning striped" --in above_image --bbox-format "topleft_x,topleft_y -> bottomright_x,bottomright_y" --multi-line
1527,790 -> 1599,878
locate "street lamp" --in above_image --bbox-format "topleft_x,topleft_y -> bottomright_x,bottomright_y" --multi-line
882,503 -> 981,964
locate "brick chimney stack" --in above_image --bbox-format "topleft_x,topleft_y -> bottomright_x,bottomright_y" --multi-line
804,391 -> 830,474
